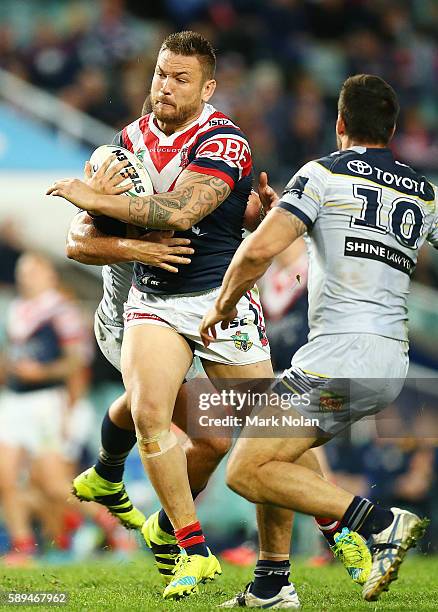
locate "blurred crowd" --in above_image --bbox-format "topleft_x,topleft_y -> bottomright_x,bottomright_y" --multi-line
0,0 -> 437,563
1,0 -> 437,185
2,0 -> 438,285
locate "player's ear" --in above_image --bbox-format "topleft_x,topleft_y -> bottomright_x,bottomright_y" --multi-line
336,113 -> 346,137
202,79 -> 216,103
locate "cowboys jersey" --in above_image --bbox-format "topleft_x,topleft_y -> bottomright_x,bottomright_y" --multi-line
278,146 -> 438,342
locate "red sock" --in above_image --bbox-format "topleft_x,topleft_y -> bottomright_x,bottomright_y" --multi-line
63,509 -> 83,533
54,533 -> 71,551
315,517 -> 341,545
11,536 -> 36,555
175,521 -> 208,557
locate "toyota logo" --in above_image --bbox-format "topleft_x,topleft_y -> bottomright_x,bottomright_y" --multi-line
347,160 -> 373,175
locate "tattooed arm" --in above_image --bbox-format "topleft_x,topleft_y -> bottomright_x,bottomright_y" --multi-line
199,208 -> 307,346
47,170 -> 231,231
127,170 -> 231,229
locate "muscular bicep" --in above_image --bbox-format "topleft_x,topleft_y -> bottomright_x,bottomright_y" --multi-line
66,211 -> 130,265
68,211 -> 128,241
128,170 -> 231,230
173,169 -> 231,223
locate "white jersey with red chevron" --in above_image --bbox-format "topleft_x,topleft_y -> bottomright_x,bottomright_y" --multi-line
99,103 -> 253,305
120,103 -> 251,194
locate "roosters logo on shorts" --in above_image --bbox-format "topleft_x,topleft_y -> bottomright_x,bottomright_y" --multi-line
319,391 -> 344,412
231,331 -> 253,352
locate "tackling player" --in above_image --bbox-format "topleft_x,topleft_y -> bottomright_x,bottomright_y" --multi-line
66,170 -> 268,581
200,74 -> 434,606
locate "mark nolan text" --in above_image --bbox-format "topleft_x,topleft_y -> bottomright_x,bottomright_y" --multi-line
199,414 -> 319,427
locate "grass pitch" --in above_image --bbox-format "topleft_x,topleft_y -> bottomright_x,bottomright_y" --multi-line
0,554 -> 437,611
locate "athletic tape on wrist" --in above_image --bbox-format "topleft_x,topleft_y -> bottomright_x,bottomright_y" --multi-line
137,430 -> 178,458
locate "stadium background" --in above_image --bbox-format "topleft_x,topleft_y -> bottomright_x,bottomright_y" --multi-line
0,0 -> 437,568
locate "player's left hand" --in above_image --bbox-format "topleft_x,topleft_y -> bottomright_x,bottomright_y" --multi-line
46,178 -> 99,212
199,305 -> 238,347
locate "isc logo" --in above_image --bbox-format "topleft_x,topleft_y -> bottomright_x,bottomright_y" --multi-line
229,317 -> 250,328
196,137 -> 250,170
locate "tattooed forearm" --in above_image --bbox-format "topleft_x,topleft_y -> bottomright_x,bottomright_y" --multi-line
128,197 -> 148,226
126,171 -> 231,230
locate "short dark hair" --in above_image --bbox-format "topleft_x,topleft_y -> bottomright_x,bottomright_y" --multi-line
338,74 -> 399,145
160,31 -> 216,80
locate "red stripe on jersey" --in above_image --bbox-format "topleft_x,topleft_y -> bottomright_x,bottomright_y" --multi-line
174,122 -> 201,148
241,162 -> 252,178
139,114 -> 149,132
168,176 -> 179,192
193,124 -> 242,144
140,116 -> 201,172
246,289 -> 268,346
122,127 -> 133,152
187,164 -> 235,189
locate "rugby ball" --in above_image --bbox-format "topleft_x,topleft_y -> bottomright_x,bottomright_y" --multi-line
89,145 -> 154,197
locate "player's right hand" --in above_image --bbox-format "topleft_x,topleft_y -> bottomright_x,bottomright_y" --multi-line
84,155 -> 134,195
132,232 -> 194,273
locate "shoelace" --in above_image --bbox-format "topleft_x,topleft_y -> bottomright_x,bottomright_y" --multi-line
334,534 -> 364,564
173,553 -> 191,576
237,583 -> 253,606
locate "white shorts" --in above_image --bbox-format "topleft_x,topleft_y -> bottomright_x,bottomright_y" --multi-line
276,333 -> 409,436
124,286 -> 271,365
95,304 -> 203,379
0,387 -> 66,456
94,306 -> 124,372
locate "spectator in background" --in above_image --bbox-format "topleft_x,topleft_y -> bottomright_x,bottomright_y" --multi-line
393,107 -> 438,172
2,0 -> 437,181
259,237 -> 308,372
79,0 -> 141,68
25,23 -> 82,92
0,253 -> 89,563
0,220 -> 23,288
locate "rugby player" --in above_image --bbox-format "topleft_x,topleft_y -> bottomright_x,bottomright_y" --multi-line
50,31 -> 289,600
48,33 -> 370,603
200,74 -> 433,605
66,153 -> 272,582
